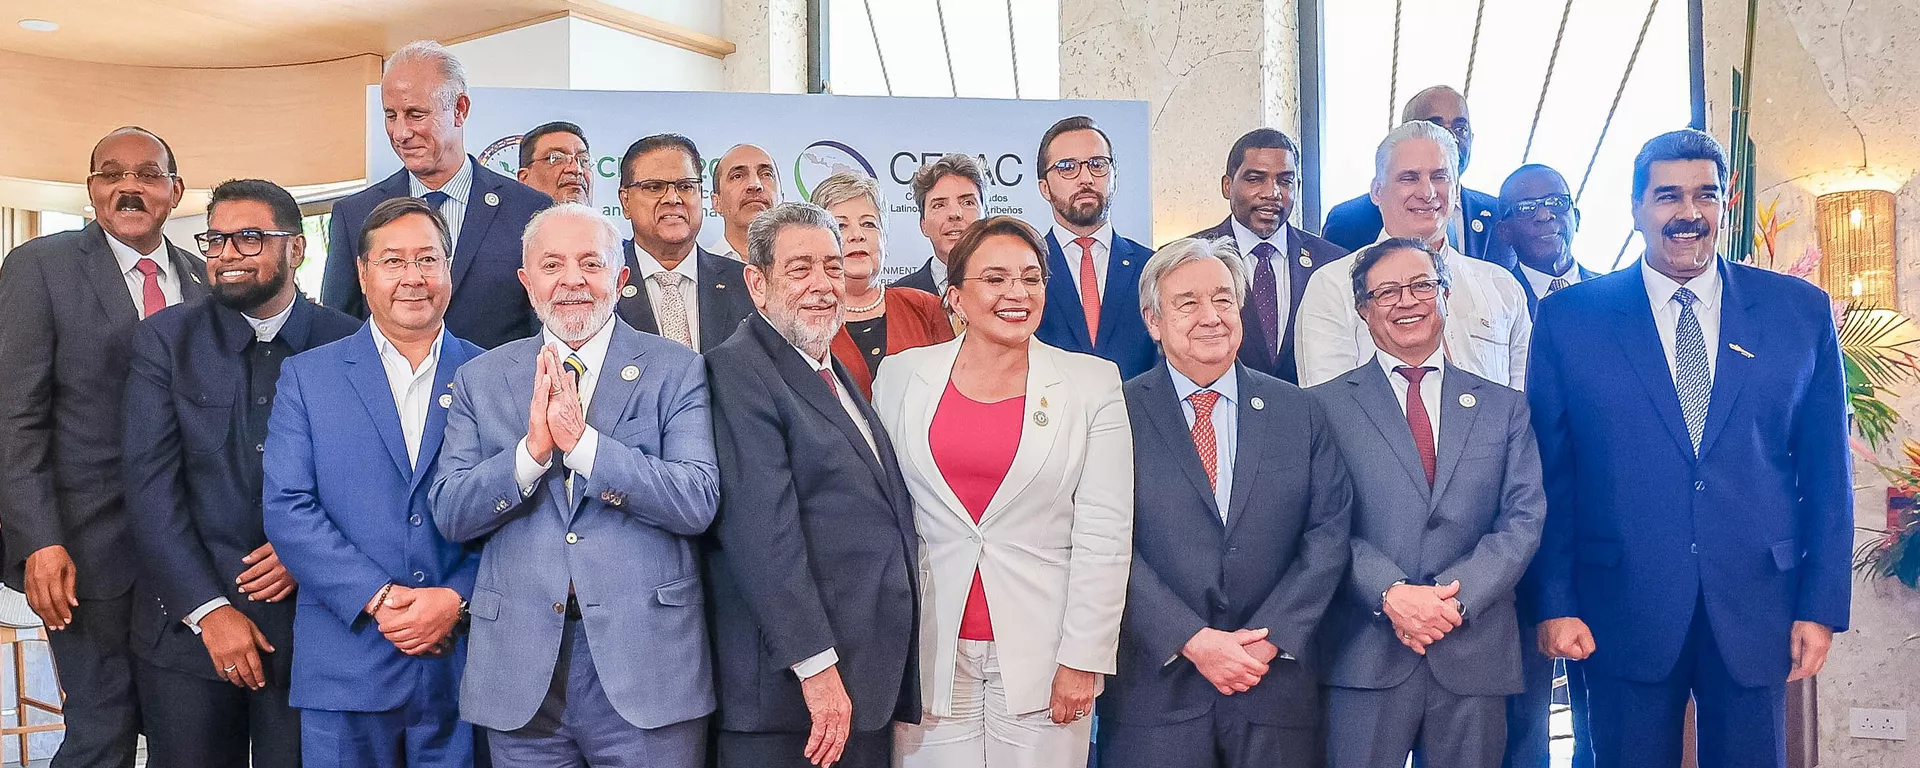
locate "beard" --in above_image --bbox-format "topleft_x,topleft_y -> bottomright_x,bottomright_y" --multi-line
536,289 -> 617,344
210,263 -> 287,315
1058,190 -> 1111,229
765,291 -> 844,360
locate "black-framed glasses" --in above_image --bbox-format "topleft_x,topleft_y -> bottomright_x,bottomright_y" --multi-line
1047,156 -> 1113,179
88,168 -> 177,186
1504,194 -> 1574,219
1364,278 -> 1446,306
624,178 -> 703,198
541,151 -> 593,169
195,229 -> 297,257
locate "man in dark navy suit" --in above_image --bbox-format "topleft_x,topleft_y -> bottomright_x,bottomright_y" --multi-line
1189,128 -> 1347,383
125,179 -> 361,766
892,153 -> 986,296
322,40 -> 551,349
1033,116 -> 1158,379
612,134 -> 757,352
1323,86 -> 1507,266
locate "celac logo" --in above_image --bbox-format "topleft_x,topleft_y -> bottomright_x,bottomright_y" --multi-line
478,135 -> 522,175
793,141 -> 877,202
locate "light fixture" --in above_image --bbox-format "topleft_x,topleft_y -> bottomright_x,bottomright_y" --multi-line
17,19 -> 59,32
1815,189 -> 1897,308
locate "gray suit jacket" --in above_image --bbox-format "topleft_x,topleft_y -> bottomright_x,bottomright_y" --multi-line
430,319 -> 720,731
1308,361 -> 1544,697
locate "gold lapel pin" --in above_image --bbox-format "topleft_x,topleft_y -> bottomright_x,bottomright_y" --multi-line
1729,343 -> 1754,359
1039,396 -> 1049,408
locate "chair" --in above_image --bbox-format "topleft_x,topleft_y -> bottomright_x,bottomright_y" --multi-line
0,587 -> 63,766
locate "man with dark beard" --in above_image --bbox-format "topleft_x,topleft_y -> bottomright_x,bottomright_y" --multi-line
124,179 -> 360,766
432,203 -> 719,766
703,202 -> 921,768
1032,115 -> 1158,379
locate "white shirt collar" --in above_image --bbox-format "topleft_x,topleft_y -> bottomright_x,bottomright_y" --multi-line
1167,363 -> 1239,405
1051,220 -> 1114,253
1375,346 -> 1446,381
368,320 -> 445,376
1640,257 -> 1722,314
242,300 -> 296,342
1228,217 -> 1289,256
541,314 -> 619,375
104,230 -> 166,273
409,156 -> 474,198
927,256 -> 949,288
633,243 -> 701,282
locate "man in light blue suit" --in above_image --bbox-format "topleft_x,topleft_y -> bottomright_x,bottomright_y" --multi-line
432,202 -> 720,766
1033,115 -> 1159,379
264,197 -> 483,768
1527,130 -> 1852,768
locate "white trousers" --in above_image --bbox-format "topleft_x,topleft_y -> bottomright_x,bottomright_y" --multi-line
893,640 -> 1092,768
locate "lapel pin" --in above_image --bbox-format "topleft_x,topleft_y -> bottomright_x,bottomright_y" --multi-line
484,192 -> 500,207
1250,396 -> 1266,411
621,365 -> 640,381
1299,250 -> 1313,268
1478,316 -> 1492,328
439,393 -> 453,408
621,284 -> 638,298
1459,393 -> 1477,408
716,283 -> 727,289
1039,396 -> 1049,408
1470,219 -> 1485,233
1121,260 -> 1131,267
1729,343 -> 1754,358
1032,411 -> 1049,427
447,381 -> 454,388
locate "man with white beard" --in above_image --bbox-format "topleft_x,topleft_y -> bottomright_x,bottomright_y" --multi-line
431,202 -> 720,766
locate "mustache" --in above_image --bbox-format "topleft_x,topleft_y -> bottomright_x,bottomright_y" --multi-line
115,194 -> 148,212
1663,218 -> 1709,238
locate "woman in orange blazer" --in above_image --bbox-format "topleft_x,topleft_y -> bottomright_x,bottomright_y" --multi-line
813,171 -> 954,398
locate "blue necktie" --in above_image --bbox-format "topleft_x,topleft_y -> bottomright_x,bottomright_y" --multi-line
422,190 -> 451,210
1672,287 -> 1712,454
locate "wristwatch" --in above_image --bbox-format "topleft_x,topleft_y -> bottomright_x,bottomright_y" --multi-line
456,599 -> 472,632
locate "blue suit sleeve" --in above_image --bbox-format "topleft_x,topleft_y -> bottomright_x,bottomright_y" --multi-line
430,365 -> 541,544
321,204 -> 365,317
123,320 -> 226,617
1793,304 -> 1852,631
1525,306 -> 1579,621
578,353 -> 719,536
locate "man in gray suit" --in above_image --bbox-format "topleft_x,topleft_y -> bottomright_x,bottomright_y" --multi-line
431,202 -> 721,766
1308,237 -> 1546,768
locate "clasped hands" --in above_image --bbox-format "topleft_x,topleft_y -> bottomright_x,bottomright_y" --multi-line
1183,627 -> 1281,695
368,585 -> 463,657
1384,580 -> 1465,655
526,345 -> 588,465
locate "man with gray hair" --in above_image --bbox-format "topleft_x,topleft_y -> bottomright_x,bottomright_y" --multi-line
702,202 -> 921,768
1293,120 -> 1531,389
1098,237 -> 1353,768
1323,85 -> 1506,263
431,202 -> 720,765
892,153 -> 986,295
324,39 -> 552,349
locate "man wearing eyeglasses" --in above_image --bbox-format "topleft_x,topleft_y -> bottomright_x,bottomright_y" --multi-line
711,144 -> 781,262
614,134 -> 757,352
1309,238 -> 1544,768
519,122 -> 594,206
1033,115 -> 1158,379
0,125 -> 207,766
1496,165 -> 1598,319
1323,86 -> 1508,266
124,179 -> 361,767
323,40 -> 552,350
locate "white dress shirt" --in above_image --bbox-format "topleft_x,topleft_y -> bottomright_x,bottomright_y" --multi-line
1377,348 -> 1445,445
1642,258 -> 1723,383
104,232 -> 184,313
369,321 -> 445,467
785,335 -> 879,680
1293,240 -> 1532,390
1231,219 -> 1292,334
409,159 -> 474,249
1167,365 -> 1238,519
1518,262 -> 1583,301
633,246 -> 705,349
925,256 -> 950,293
513,316 -> 618,492
1052,221 -> 1115,296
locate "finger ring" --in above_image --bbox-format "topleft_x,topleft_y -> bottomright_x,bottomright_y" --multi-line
223,665 -> 237,673
1073,709 -> 1086,718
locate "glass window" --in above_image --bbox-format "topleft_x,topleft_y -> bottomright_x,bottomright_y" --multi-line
828,0 -> 1058,99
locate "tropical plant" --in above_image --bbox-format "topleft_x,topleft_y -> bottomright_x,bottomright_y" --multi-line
1840,304 -> 1920,448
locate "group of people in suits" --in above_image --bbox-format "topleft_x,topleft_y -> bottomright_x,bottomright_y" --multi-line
0,35 -> 1851,768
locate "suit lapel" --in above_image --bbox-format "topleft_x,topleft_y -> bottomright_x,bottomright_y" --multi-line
1512,263 -> 1542,318
749,315 -> 888,482
1347,363 -> 1432,501
1609,270 -> 1698,463
79,225 -> 141,327
1697,264 -> 1753,459
168,242 -> 208,301
1428,366 -> 1482,509
978,344 -> 1065,527
448,158 -> 497,294
1138,365 -> 1223,524
902,342 -> 977,530
342,326 -> 415,481
409,329 -> 471,492
1043,233 -> 1092,347
697,250 -> 745,352
1223,366 -> 1266,533
617,240 -> 661,334
1097,238 -> 1143,349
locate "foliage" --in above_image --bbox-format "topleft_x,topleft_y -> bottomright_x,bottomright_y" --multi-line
1840,304 -> 1920,448
1751,196 -> 1794,269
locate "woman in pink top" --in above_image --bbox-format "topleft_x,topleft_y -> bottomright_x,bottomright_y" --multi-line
871,217 -> 1134,767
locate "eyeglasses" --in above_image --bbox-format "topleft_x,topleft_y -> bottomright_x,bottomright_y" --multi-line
368,255 -> 447,277
623,178 -> 703,198
195,229 -> 296,257
1505,194 -> 1574,218
1047,156 -> 1113,179
88,168 -> 177,186
957,274 -> 1045,292
1363,278 -> 1445,306
540,151 -> 592,169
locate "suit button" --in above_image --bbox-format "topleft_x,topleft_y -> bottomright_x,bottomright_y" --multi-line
1691,543 -> 1699,554
412,571 -> 425,583
255,444 -> 265,453
554,602 -> 566,615
1694,481 -> 1705,491
256,396 -> 269,405
409,514 -> 422,526
496,499 -> 510,512
566,532 -> 579,544
1426,518 -> 1442,531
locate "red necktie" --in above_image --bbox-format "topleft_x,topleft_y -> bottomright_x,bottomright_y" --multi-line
1074,237 -> 1101,344
1396,366 -> 1436,485
1189,390 -> 1221,491
818,368 -> 838,396
132,257 -> 164,318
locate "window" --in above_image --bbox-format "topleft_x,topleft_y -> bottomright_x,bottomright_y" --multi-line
828,0 -> 1058,99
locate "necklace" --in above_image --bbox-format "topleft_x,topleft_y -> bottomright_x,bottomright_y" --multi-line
846,284 -> 885,314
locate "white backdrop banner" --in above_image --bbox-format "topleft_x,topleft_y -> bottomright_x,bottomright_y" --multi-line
365,87 -> 1151,279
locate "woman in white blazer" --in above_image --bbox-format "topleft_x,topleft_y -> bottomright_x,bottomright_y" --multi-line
872,216 -> 1133,767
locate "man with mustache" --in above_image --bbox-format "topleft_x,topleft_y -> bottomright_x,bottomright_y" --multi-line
614,134 -> 757,352
892,154 -> 986,296
432,203 -> 720,766
1293,120 -> 1531,389
1323,86 -> 1507,265
1310,238 -> 1544,768
124,179 -> 360,766
703,201 -> 921,768
519,121 -> 594,205
324,40 -> 552,349
1527,130 -> 1851,768
1189,128 -> 1348,384
0,125 -> 207,766
712,144 -> 781,262
1033,115 -> 1158,379
264,197 -> 484,768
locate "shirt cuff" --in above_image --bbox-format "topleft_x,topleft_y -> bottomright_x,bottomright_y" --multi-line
184,597 -> 230,634
515,437 -> 552,495
792,648 -> 839,680
563,428 -> 600,480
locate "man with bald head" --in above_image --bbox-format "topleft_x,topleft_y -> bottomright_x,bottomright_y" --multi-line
0,126 -> 208,766
324,39 -> 551,349
1323,86 -> 1506,264
712,144 -> 781,262
1497,164 -> 1597,319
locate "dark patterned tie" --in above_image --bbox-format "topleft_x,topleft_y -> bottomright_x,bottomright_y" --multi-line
1250,242 -> 1281,359
1396,366 -> 1437,485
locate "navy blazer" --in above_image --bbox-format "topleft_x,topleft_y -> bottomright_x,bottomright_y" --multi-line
125,296 -> 358,682
1101,363 -> 1351,734
616,241 -> 757,353
1322,187 -> 1510,266
1187,218 -> 1348,383
1509,262 -> 1601,319
890,258 -> 941,296
1037,231 -> 1159,379
321,157 -> 551,349
1525,260 -> 1852,688
262,323 -> 484,712
704,314 -> 922,733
